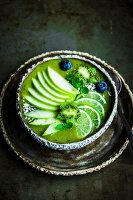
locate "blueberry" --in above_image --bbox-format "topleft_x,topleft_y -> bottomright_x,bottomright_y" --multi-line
96,81 -> 108,92
60,59 -> 72,71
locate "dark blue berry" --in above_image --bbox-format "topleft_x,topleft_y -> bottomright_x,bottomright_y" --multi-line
60,59 -> 72,71
96,81 -> 108,92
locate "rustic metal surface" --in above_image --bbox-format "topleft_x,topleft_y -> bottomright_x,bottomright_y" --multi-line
0,0 -> 133,199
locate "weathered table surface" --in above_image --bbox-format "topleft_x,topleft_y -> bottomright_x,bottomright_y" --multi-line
0,0 -> 133,200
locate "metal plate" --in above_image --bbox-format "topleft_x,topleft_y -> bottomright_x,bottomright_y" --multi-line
0,51 -> 132,176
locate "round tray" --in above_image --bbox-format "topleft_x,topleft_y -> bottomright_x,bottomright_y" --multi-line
0,51 -> 133,176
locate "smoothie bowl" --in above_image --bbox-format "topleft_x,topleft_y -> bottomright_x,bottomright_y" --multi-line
16,53 -> 118,150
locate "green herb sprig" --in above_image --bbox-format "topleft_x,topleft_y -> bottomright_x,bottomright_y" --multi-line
66,74 -> 89,94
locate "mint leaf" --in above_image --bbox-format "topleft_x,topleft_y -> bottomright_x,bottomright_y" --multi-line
80,87 -> 89,94
72,77 -> 84,89
56,122 -> 73,130
66,74 -> 74,81
66,73 -> 85,90
65,122 -> 73,128
56,124 -> 65,130
72,77 -> 79,88
78,80 -> 83,87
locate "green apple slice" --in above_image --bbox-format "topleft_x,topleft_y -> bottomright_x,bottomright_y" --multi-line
47,67 -> 79,95
32,78 -> 66,103
24,110 -> 56,118
42,70 -> 71,95
29,118 -> 56,126
28,88 -> 59,106
25,96 -> 58,111
37,72 -> 71,100
42,121 -> 61,136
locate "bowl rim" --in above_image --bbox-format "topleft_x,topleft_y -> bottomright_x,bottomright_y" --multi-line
16,51 -> 118,150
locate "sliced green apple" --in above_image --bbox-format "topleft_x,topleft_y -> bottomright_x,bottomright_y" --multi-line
25,96 -> 58,111
42,70 -> 71,95
32,78 -> 66,103
29,118 -> 57,126
47,67 -> 79,95
37,71 -> 46,88
37,72 -> 71,100
42,120 -> 61,136
24,110 -> 56,118
28,88 -> 59,106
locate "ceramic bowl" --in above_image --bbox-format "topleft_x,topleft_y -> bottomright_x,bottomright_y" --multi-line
16,51 -> 118,150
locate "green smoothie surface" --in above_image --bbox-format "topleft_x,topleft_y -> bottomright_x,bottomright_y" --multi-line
20,57 -> 113,144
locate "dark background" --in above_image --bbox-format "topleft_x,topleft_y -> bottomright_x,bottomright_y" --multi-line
0,0 -> 133,200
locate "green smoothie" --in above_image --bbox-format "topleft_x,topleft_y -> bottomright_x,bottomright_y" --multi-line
20,57 -> 113,143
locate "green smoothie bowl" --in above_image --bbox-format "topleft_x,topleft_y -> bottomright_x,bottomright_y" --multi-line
16,51 -> 118,150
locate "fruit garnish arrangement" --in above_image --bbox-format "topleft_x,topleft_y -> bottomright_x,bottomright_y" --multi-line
19,57 -> 112,144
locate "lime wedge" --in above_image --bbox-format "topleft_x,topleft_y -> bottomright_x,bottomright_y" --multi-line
83,91 -> 106,104
78,105 -> 101,128
76,97 -> 105,116
76,109 -> 93,139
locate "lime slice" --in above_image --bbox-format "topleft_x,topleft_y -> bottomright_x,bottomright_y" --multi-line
76,109 -> 93,139
83,91 -> 106,104
76,97 -> 105,116
78,105 -> 101,128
